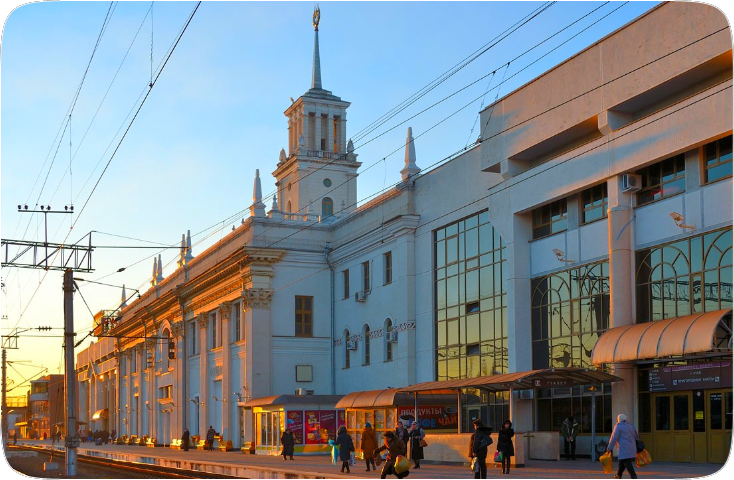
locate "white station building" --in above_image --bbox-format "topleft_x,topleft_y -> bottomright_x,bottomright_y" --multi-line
77,2 -> 732,463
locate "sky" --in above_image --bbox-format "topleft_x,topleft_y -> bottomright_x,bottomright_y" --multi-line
2,0 -> 729,400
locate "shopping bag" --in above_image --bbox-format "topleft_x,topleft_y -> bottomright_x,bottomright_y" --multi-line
394,455 -> 410,474
350,451 -> 356,466
636,449 -> 652,467
494,451 -> 503,462
600,451 -> 613,474
470,457 -> 479,473
419,438 -> 428,448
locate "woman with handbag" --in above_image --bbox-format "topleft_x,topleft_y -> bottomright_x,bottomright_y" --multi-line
606,413 -> 638,479
335,426 -> 355,473
361,422 -> 379,472
496,420 -> 515,474
408,421 -> 425,468
468,419 -> 493,479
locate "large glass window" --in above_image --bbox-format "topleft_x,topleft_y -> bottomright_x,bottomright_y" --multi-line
532,199 -> 568,239
581,184 -> 608,224
637,154 -> 685,206
531,261 -> 610,369
295,296 -> 313,337
435,211 -> 507,380
703,135 -> 732,184
536,384 -> 614,434
636,228 -> 732,322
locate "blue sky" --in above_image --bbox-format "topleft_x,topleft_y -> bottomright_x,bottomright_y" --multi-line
4,0 -> 723,390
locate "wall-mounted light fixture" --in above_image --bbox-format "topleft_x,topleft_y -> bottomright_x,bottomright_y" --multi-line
670,212 -> 695,230
553,249 -> 575,263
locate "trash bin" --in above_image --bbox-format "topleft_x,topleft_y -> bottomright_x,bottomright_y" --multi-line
95,438 -> 103,445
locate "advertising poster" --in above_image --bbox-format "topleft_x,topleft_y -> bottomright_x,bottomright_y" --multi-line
304,410 -> 321,445
338,410 -> 346,430
286,410 -> 304,444
398,405 -> 458,430
319,410 -> 336,443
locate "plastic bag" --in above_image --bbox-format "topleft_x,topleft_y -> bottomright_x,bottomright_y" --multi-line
636,449 -> 652,467
494,451 -> 503,462
350,451 -> 356,466
470,457 -> 479,473
600,451 -> 613,474
394,455 -> 410,474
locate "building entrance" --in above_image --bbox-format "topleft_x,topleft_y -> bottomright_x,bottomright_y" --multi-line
706,390 -> 732,464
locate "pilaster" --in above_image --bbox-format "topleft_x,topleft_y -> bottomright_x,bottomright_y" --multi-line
197,313 -> 209,436
326,113 -> 334,152
218,302 -> 232,442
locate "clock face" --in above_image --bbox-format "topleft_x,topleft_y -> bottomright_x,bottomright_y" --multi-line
323,178 -> 332,187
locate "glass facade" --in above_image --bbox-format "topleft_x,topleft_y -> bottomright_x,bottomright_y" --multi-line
531,261 -> 610,370
636,228 -> 732,322
435,211 -> 507,380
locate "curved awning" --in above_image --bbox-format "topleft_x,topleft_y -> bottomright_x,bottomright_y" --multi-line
92,409 -> 109,420
244,394 -> 343,408
591,309 -> 732,365
335,389 -> 415,409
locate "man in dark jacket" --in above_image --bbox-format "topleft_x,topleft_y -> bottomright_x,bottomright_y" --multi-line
394,421 -> 410,455
206,426 -> 216,451
281,428 -> 295,460
468,419 -> 492,479
181,427 -> 190,452
561,415 -> 579,460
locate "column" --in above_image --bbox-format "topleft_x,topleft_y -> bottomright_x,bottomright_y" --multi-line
339,116 -> 347,154
219,303 -> 232,442
171,320 -> 185,440
145,337 -> 157,438
197,314 -> 209,436
314,111 -> 322,151
136,347 -> 142,437
126,352 -> 133,436
606,176 -> 636,422
302,109 -> 311,151
288,118 -> 294,155
326,113 -> 334,152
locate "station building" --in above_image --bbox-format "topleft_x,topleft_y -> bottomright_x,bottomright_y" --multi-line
77,2 -> 732,463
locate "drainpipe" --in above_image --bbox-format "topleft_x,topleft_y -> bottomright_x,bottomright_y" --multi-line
324,242 -> 335,394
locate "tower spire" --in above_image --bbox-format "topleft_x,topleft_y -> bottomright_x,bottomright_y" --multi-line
401,126 -> 421,183
311,5 -> 322,90
251,169 -> 266,217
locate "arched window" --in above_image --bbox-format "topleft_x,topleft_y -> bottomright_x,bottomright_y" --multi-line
363,324 -> 371,365
322,197 -> 334,217
159,328 -> 171,367
344,330 -> 351,369
385,319 -> 393,362
287,200 -> 292,213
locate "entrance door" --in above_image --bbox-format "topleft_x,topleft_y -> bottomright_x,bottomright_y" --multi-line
652,392 -> 692,462
706,390 -> 732,463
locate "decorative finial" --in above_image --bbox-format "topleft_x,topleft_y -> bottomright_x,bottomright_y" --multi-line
400,126 -> 421,183
313,4 -> 320,31
251,169 -> 267,217
121,285 -> 127,308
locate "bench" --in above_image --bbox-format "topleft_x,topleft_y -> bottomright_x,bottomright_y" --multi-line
146,437 -> 156,447
218,440 -> 233,452
170,439 -> 182,449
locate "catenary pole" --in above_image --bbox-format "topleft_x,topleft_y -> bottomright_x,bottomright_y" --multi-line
64,269 -> 78,475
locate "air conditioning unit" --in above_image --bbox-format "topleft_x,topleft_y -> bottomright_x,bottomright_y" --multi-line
347,340 -> 357,350
387,330 -> 398,343
295,388 -> 306,396
621,173 -> 642,193
516,389 -> 534,400
355,291 -> 367,302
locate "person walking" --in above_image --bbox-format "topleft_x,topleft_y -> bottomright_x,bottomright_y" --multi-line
496,420 -> 515,474
408,421 -> 425,468
206,426 -> 216,451
468,419 -> 492,479
361,422 -> 379,471
561,415 -> 579,460
281,428 -> 295,460
606,414 -> 638,479
335,425 -> 355,473
181,427 -> 190,452
374,431 -> 409,479
394,421 -> 409,455
13,430 -> 18,445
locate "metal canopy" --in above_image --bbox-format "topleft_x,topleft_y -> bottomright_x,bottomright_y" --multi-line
591,309 -> 733,365
244,394 -> 343,408
397,367 -> 622,393
334,388 -> 458,409
91,409 -> 109,420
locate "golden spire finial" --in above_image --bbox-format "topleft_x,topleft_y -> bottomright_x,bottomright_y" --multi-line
313,4 -> 320,31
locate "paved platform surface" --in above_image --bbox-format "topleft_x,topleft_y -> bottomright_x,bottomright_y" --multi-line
10,439 -> 728,479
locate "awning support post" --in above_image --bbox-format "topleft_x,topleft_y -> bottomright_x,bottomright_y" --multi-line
457,390 -> 462,434
591,384 -> 597,462
414,392 -> 418,426
509,386 -> 514,426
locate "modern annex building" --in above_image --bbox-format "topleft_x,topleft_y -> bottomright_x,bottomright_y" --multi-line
77,2 -> 732,463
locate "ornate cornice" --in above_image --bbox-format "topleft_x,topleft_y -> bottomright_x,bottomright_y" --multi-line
184,281 -> 241,317
242,288 -> 274,309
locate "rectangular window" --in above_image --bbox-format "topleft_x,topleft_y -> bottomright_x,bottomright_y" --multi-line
232,303 -> 241,342
581,183 -> 608,224
637,154 -> 685,206
362,261 -> 370,292
158,385 -> 172,400
295,296 -> 313,337
343,270 -> 350,299
704,135 -> 732,184
532,199 -> 568,239
131,351 -> 137,374
210,313 -> 219,349
384,252 -> 392,285
190,321 -> 197,355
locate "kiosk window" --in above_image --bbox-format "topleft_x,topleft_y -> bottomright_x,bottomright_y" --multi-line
656,396 -> 671,430
710,393 -> 722,430
673,395 -> 689,430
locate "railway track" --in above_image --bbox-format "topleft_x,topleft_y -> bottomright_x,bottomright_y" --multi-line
6,445 -> 238,479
